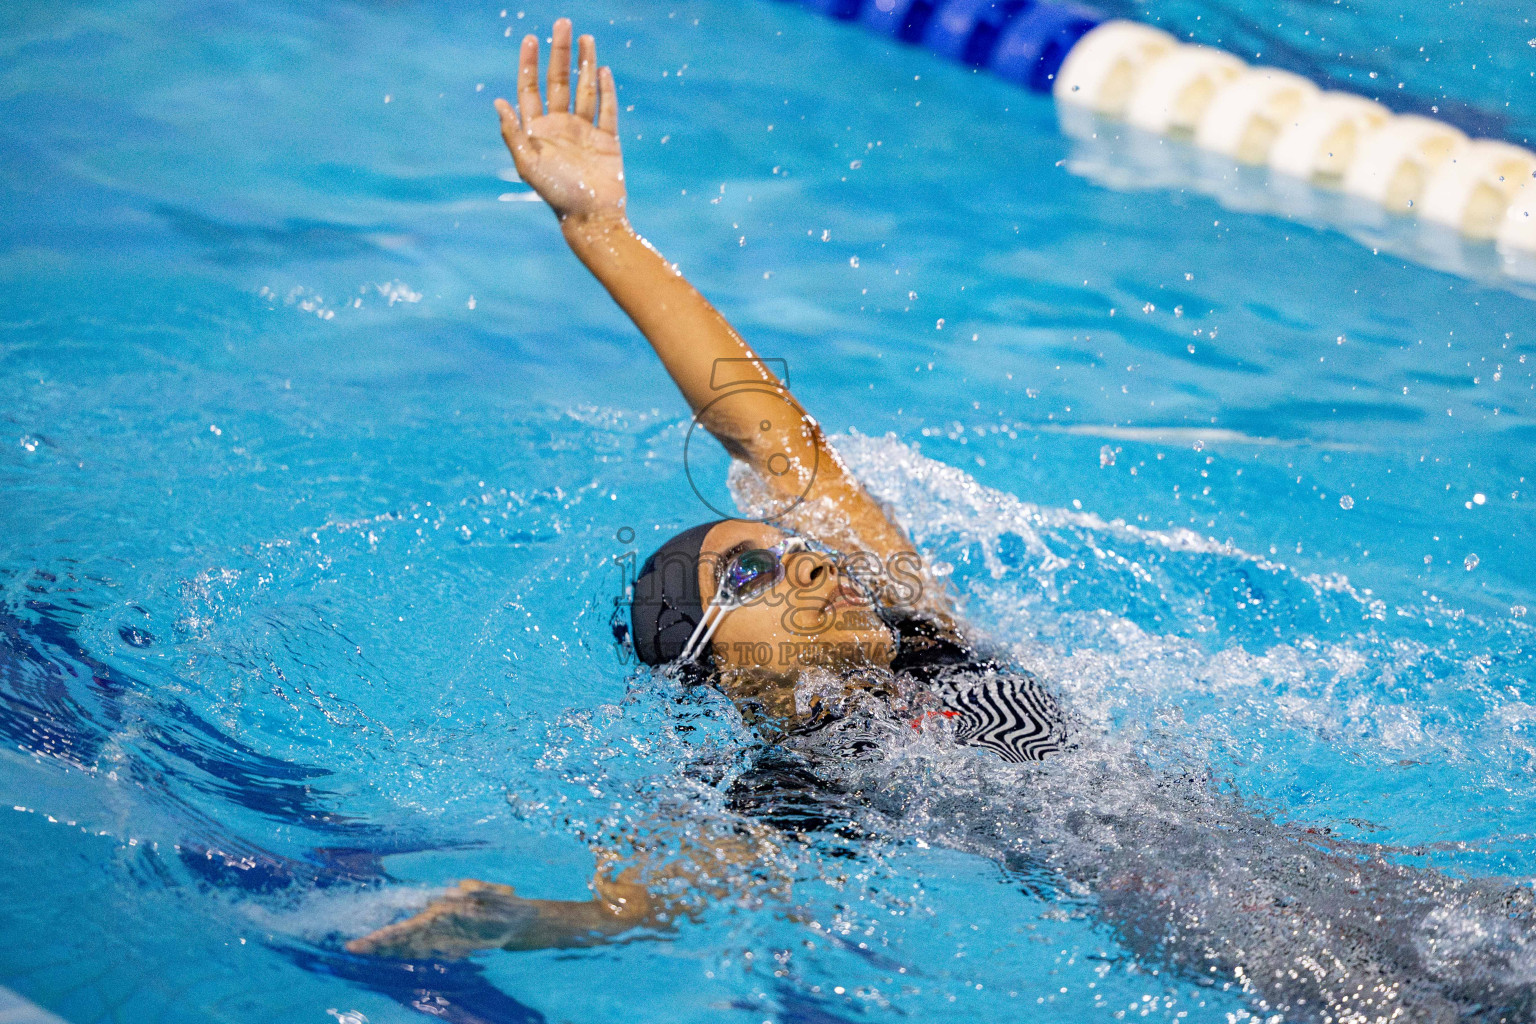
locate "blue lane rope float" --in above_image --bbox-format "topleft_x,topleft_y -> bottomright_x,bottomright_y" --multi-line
989,2 -> 1101,91
920,0 -> 1032,66
775,0 -> 1536,262
859,0 -> 944,43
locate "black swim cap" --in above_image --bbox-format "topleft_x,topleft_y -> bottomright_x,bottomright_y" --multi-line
628,520 -> 727,665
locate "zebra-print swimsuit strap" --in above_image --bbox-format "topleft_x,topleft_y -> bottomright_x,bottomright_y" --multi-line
937,674 -> 1067,763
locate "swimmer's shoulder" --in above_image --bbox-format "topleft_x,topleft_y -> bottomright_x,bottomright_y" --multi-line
888,614 -> 1001,678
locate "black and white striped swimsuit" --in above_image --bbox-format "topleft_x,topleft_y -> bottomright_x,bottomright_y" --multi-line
724,618 -> 1065,838
890,616 -> 1068,764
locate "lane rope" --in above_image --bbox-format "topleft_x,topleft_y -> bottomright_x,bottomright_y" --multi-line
778,0 -> 1536,269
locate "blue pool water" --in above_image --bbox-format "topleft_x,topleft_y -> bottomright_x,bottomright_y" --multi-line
4,0 -> 1536,1021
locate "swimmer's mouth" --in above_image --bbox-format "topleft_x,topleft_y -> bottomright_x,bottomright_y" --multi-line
823,584 -> 868,616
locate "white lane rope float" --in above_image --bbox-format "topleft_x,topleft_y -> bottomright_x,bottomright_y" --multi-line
794,2 -> 1535,282
1052,19 -> 1536,266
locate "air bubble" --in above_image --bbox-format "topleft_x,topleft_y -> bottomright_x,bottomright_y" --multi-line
1464,553 -> 1480,571
1339,495 -> 1354,510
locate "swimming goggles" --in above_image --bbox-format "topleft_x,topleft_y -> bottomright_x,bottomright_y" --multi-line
679,533 -> 833,663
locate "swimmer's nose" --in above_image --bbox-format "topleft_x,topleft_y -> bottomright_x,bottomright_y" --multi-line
787,549 -> 836,589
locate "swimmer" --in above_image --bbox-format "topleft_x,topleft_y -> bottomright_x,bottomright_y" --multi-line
349,21 -> 1536,1022
350,11 -> 1064,956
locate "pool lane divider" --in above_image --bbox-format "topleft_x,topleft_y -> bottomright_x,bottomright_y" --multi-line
779,0 -> 1536,258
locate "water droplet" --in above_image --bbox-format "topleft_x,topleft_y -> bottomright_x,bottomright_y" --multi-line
1339,495 -> 1354,510
1464,553 -> 1480,571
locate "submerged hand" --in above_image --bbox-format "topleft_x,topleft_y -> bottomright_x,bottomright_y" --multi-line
346,879 -> 541,960
346,873 -> 656,959
495,18 -> 625,225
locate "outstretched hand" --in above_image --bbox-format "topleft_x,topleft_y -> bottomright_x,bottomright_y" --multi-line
495,18 -> 625,224
346,879 -> 542,959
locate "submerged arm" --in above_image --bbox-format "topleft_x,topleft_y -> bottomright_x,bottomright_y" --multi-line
347,818 -> 783,959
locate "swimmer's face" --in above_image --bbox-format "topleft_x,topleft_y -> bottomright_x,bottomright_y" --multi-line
696,521 -> 896,678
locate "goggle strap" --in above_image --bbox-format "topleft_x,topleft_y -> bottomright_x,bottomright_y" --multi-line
689,602 -> 731,662
678,604 -> 713,663
680,600 -> 729,663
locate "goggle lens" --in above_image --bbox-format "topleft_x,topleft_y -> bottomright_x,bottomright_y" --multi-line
724,547 -> 781,600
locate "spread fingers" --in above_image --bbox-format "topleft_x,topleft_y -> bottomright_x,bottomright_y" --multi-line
598,66 -> 618,135
546,18 -> 573,114
517,35 -> 542,123
494,98 -> 530,160
574,34 -> 597,121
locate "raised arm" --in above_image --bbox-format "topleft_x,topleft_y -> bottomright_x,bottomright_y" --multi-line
495,20 -> 919,571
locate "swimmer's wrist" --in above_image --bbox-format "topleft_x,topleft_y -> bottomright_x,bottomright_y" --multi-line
559,209 -> 634,247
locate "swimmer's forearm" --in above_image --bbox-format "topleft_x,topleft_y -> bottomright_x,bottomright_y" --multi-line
499,893 -> 659,950
346,878 -> 663,958
562,213 -> 924,570
560,212 -> 777,426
